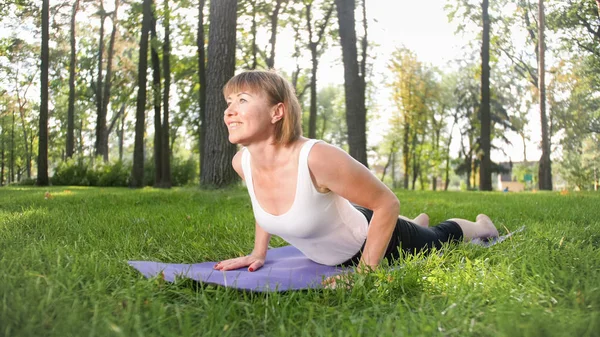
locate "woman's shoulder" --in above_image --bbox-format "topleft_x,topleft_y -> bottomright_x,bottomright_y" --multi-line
232,148 -> 246,180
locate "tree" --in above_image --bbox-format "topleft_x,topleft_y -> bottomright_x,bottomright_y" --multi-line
150,8 -> 162,186
131,0 -> 152,188
305,0 -> 334,139
197,0 -> 207,175
37,0 -> 49,185
160,0 -> 172,188
200,0 -> 238,188
335,0 -> 368,167
538,0 -> 552,190
479,0 -> 492,191
66,0 -> 79,158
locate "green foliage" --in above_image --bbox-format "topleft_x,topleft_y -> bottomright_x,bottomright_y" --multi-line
51,156 -> 198,187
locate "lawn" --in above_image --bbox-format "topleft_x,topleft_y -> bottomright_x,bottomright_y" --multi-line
0,186 -> 598,336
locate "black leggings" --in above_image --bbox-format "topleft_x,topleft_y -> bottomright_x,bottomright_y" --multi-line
340,206 -> 463,267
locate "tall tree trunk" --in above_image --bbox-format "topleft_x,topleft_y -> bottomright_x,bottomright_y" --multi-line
67,0 -> 79,159
17,103 -> 30,178
99,0 -> 120,162
391,151 -> 397,188
250,3 -> 257,70
161,0 -> 172,188
95,0 -> 107,159
200,0 -> 238,188
266,0 -> 285,68
38,0 -> 49,186
306,2 -> 334,139
402,123 -> 410,189
538,0 -> 552,190
1,118 -> 5,185
10,111 -> 14,183
131,0 -> 152,188
335,0 -> 368,167
118,110 -> 125,162
198,0 -> 207,178
479,0 -> 492,191
150,12 -> 162,187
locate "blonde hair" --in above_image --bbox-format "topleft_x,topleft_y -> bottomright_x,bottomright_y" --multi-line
223,70 -> 302,145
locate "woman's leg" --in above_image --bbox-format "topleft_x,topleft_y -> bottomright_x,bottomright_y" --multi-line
399,213 -> 429,227
447,214 -> 499,241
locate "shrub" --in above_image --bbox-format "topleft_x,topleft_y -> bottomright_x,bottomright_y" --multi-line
52,159 -> 91,186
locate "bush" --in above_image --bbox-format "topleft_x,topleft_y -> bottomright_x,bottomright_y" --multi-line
51,156 -> 198,187
97,161 -> 130,187
172,157 -> 198,186
52,159 -> 91,186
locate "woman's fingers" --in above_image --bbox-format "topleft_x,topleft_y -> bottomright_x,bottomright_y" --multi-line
247,259 -> 264,272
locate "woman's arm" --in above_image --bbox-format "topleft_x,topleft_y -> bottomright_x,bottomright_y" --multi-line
214,150 -> 271,272
308,142 -> 400,271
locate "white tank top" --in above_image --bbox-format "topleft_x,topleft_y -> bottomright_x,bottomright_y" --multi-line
241,139 -> 368,265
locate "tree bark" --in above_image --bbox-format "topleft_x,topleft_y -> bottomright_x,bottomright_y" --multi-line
250,3 -> 257,70
479,0 -> 492,191
200,0 -> 239,188
266,0 -> 285,68
37,0 -> 49,186
538,0 -> 552,190
95,0 -> 107,159
198,0 -> 207,178
150,11 -> 162,187
402,123 -> 410,189
161,0 -> 172,188
131,0 -> 152,188
335,0 -> 368,167
307,1 -> 334,139
99,0 -> 120,162
67,0 -> 79,159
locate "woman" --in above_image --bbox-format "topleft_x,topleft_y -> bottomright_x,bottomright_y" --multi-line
213,70 -> 498,275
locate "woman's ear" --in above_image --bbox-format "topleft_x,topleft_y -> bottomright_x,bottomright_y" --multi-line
271,102 -> 285,124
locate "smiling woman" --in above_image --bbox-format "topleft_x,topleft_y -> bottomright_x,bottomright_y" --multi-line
214,70 -> 499,283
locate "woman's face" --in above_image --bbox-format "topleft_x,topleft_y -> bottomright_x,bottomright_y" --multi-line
224,89 -> 275,145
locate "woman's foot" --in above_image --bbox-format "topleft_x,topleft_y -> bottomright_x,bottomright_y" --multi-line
413,213 -> 430,227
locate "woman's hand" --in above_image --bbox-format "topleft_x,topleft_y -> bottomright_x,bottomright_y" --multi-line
213,254 -> 265,272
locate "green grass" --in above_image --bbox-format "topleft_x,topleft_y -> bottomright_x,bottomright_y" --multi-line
0,186 -> 599,337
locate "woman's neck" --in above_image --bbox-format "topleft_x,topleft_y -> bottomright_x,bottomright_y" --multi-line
246,137 -> 306,172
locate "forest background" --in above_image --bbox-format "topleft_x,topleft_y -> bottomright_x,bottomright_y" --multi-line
0,0 -> 598,191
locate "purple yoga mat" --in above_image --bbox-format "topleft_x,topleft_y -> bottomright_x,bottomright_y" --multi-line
128,227 -> 524,292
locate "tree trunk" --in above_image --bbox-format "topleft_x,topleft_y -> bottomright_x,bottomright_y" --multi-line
161,0 -> 172,188
402,123 -> 410,189
67,0 -> 79,159
335,0 -> 368,167
198,0 -> 207,178
10,111 -> 14,183
131,0 -> 152,188
479,0 -> 492,191
391,151 -> 397,189
250,3 -> 257,70
150,12 -> 162,187
99,0 -> 120,162
37,0 -> 49,186
1,118 -> 5,185
266,0 -> 285,68
200,0 -> 239,188
307,3 -> 318,139
306,2 -> 333,140
95,0 -> 107,159
118,109 -> 124,162
538,0 -> 552,190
